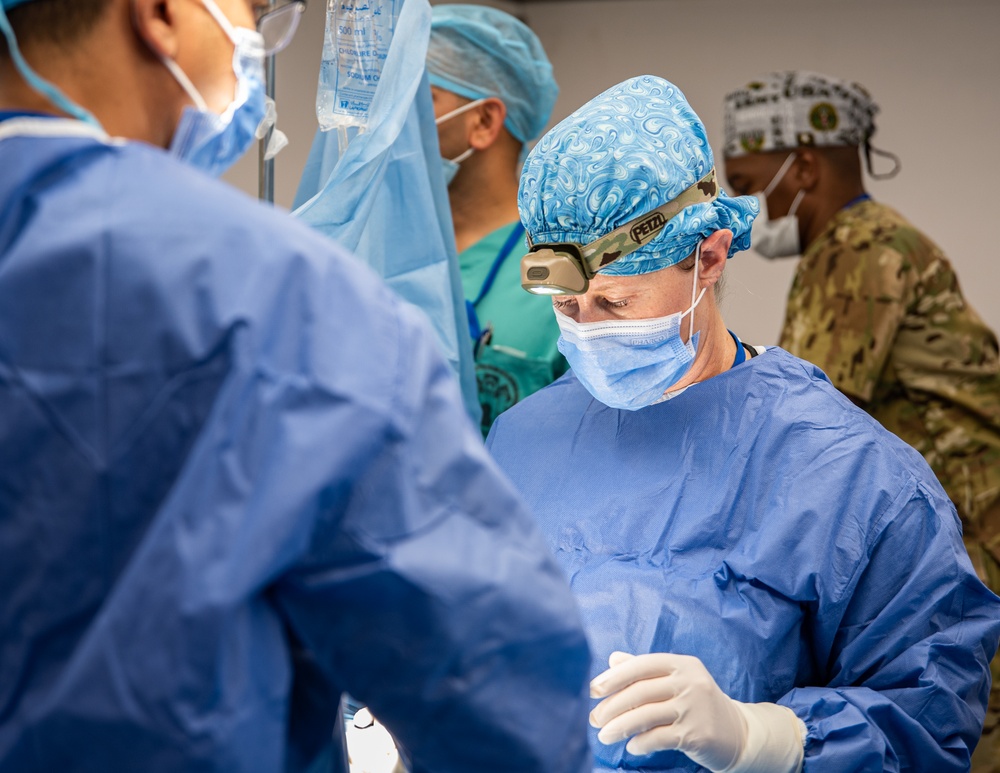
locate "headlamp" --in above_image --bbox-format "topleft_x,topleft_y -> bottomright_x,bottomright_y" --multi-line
520,168 -> 720,295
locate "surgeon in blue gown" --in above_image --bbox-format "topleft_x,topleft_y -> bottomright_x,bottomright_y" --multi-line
0,1 -> 592,772
487,75 -> 1000,772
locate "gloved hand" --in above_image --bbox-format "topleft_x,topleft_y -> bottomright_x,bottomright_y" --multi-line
589,652 -> 805,773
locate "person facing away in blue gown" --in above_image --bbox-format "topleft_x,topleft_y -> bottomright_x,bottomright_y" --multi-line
486,74 -> 1000,773
0,1 -> 593,771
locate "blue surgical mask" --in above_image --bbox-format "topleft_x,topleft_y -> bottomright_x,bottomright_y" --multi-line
555,247 -> 707,410
435,98 -> 486,186
160,0 -> 267,177
441,147 -> 473,186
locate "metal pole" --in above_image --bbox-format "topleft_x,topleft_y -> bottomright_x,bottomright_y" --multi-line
258,0 -> 277,203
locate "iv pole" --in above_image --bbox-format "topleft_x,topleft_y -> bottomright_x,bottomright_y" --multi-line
258,0 -> 277,203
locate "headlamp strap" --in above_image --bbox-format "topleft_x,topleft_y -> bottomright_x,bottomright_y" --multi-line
527,168 -> 719,275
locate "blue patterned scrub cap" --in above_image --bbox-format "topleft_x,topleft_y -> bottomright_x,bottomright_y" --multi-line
519,75 -> 758,276
427,4 -> 557,144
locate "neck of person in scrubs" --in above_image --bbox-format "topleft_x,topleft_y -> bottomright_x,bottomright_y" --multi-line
0,0 -> 248,148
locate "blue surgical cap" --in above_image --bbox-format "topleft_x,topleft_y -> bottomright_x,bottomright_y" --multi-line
1,0 -> 35,9
426,4 -> 557,145
519,75 -> 759,276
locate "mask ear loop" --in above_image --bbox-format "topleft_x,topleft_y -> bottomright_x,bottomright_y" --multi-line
787,188 -> 807,218
448,146 -> 474,165
434,97 -> 489,126
763,152 -> 798,198
199,0 -> 240,43
686,242 -> 707,343
435,98 -> 488,168
160,56 -> 211,112
864,142 -> 901,180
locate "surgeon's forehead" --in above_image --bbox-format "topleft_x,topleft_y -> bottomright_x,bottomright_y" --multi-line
589,268 -> 671,295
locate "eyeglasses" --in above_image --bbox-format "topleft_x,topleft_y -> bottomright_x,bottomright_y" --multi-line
520,169 -> 721,295
255,0 -> 305,56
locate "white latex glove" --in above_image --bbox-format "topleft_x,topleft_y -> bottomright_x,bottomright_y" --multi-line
590,652 -> 805,773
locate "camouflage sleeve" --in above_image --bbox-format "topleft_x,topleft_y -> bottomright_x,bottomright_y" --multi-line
779,228 -> 920,403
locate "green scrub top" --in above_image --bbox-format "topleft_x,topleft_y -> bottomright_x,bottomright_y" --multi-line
461,222 -> 568,435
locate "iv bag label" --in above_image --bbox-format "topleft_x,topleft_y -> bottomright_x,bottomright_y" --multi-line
317,0 -> 400,131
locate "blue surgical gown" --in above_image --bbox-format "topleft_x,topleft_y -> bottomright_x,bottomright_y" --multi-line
486,347 -> 1000,772
0,117 -> 592,773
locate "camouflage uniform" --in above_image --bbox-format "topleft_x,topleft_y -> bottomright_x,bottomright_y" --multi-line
781,198 -> 1000,771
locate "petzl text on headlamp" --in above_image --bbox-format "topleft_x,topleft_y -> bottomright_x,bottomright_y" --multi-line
520,169 -> 720,295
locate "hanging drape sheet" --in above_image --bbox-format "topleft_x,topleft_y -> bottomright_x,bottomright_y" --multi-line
293,0 -> 479,423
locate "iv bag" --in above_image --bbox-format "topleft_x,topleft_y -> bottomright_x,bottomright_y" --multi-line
316,0 -> 402,133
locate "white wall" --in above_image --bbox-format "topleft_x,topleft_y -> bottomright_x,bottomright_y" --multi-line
228,0 -> 1000,342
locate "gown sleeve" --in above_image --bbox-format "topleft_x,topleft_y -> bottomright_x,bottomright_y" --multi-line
780,479 -> 999,772
270,298 -> 593,773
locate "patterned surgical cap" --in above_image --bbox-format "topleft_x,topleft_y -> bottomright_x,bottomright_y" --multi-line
427,5 -> 557,145
519,75 -> 758,276
723,70 -> 879,158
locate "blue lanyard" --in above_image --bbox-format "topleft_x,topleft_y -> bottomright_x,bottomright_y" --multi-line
842,193 -> 871,211
471,221 -> 526,307
466,222 -> 526,346
729,330 -> 760,367
730,330 -> 746,367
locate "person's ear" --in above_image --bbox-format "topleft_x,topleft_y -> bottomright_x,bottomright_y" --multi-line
132,0 -> 180,60
698,229 -> 732,289
790,149 -> 820,192
468,97 -> 507,151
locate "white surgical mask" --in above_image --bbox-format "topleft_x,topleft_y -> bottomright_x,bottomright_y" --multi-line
750,153 -> 805,259
160,0 -> 268,177
435,98 -> 487,186
555,245 -> 707,411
